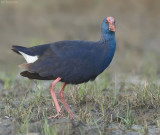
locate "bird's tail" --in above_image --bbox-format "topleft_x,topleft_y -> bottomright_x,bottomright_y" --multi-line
12,45 -> 28,55
12,45 -> 38,63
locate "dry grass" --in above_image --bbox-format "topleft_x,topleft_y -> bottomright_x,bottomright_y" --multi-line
0,66 -> 160,134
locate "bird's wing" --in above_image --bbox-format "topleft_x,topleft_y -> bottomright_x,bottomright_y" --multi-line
20,55 -> 96,84
19,43 -> 99,81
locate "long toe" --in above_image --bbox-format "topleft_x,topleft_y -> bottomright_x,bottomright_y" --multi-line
48,111 -> 64,119
69,111 -> 74,119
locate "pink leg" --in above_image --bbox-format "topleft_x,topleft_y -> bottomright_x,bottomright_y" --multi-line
58,83 -> 74,118
49,77 -> 62,118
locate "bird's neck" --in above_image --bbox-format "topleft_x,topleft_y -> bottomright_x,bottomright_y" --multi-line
100,32 -> 116,50
98,32 -> 116,73
100,32 -> 115,42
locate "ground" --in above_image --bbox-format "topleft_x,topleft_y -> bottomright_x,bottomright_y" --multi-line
0,71 -> 160,135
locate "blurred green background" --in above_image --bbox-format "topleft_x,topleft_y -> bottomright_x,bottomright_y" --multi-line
0,0 -> 160,77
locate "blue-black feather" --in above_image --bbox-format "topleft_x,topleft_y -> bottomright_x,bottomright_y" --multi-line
12,17 -> 116,84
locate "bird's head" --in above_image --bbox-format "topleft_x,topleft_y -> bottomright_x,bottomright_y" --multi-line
102,17 -> 116,33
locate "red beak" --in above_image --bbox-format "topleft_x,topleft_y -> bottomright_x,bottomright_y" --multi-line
107,17 -> 116,32
109,23 -> 116,32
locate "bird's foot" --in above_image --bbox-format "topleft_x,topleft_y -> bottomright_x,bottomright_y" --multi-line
48,111 -> 74,119
69,111 -> 74,119
48,111 -> 64,119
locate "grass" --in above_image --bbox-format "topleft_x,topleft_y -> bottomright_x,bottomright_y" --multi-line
0,68 -> 160,134
42,117 -> 57,135
0,72 -> 15,89
119,104 -> 135,129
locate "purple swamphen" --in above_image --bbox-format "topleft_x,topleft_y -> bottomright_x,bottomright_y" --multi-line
12,17 -> 116,118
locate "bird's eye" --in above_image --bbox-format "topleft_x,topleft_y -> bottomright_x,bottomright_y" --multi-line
105,20 -> 108,24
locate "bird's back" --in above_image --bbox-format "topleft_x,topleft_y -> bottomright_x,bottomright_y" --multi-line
13,40 -> 111,84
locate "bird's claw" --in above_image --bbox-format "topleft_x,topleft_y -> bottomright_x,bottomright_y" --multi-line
69,112 -> 74,119
48,111 -> 64,119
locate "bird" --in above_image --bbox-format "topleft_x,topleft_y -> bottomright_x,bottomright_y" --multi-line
12,17 -> 116,118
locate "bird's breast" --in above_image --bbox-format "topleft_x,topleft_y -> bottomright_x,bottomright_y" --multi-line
98,40 -> 116,73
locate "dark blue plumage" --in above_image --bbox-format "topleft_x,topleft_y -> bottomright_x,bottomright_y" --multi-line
12,17 -> 116,118
12,17 -> 116,84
